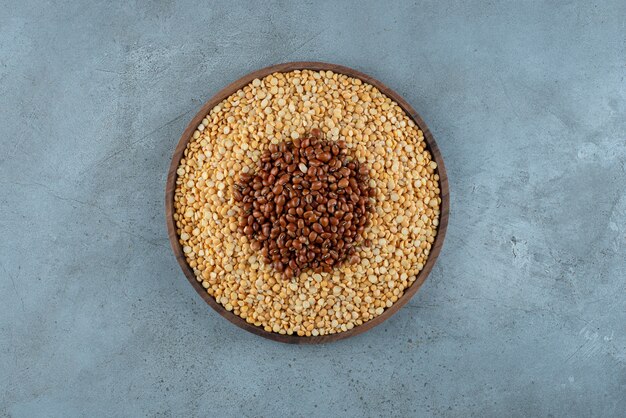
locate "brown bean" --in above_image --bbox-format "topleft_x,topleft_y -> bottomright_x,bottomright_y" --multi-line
277,234 -> 286,247
239,172 -> 253,182
273,184 -> 283,195
284,266 -> 293,278
277,173 -> 290,185
318,151 -> 332,162
288,259 -> 297,271
339,167 -> 351,177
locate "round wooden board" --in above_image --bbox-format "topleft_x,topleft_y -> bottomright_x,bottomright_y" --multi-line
165,62 -> 449,344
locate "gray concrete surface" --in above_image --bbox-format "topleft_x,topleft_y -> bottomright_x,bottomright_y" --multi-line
1,0 -> 625,417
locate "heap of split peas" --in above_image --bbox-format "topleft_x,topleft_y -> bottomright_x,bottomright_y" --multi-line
174,70 -> 440,337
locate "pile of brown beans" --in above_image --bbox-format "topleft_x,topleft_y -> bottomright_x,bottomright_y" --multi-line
235,129 -> 373,279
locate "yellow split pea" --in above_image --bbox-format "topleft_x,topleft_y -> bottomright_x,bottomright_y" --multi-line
173,70 -> 440,337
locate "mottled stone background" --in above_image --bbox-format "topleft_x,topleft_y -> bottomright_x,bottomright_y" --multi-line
1,1 -> 624,416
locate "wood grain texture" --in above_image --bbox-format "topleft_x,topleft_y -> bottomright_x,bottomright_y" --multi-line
165,62 -> 450,344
